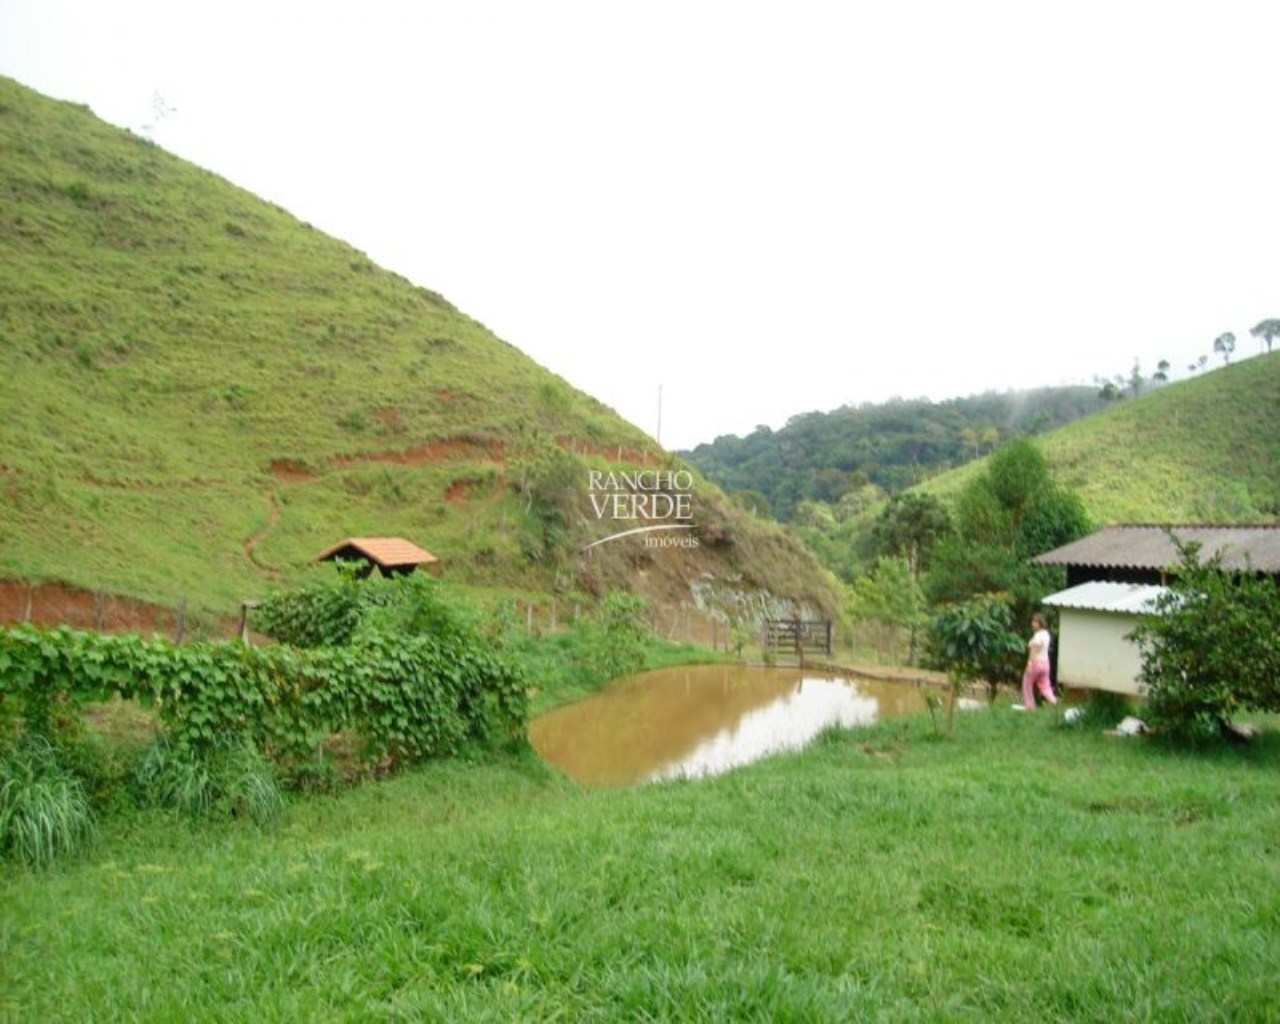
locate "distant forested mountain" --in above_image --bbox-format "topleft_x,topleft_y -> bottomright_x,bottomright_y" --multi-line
681,387 -> 1106,521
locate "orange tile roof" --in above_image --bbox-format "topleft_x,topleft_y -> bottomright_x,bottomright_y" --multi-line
315,537 -> 438,567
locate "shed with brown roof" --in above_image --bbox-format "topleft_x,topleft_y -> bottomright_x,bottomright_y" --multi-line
315,537 -> 439,577
1032,524 -> 1280,695
1031,524 -> 1280,587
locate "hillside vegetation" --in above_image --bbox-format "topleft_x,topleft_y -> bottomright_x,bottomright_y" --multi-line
917,353 -> 1280,525
687,357 -> 1278,530
0,78 -> 839,624
683,386 -> 1107,521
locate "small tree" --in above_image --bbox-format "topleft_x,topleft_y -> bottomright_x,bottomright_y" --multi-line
1213,331 -> 1236,365
873,492 -> 952,583
928,594 -> 1025,734
587,591 -> 652,680
927,438 -> 1088,621
511,438 -> 584,564
1250,318 -> 1280,354
1128,360 -> 1145,397
1098,379 -> 1124,403
1130,538 -> 1280,740
847,556 -> 928,664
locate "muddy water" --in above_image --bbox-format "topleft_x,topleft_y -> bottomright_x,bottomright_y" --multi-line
529,664 -> 931,787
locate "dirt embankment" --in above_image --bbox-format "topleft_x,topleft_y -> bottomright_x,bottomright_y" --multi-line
267,434 -> 659,485
268,437 -> 511,484
0,580 -> 238,640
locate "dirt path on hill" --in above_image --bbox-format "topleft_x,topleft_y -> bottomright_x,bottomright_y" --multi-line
243,490 -> 282,579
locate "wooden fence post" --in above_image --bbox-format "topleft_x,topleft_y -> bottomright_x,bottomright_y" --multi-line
175,599 -> 187,645
239,600 -> 259,646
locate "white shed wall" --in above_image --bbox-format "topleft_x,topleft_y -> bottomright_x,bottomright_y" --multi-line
1055,609 -> 1147,695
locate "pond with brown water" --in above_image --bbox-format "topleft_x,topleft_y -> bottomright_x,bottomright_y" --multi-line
529,663 -> 933,787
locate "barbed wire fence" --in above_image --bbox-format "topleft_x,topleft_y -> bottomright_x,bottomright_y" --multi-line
0,581 -> 215,643
0,582 -> 740,651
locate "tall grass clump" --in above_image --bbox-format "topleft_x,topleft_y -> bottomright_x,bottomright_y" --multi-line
134,734 -> 284,828
0,735 -> 95,867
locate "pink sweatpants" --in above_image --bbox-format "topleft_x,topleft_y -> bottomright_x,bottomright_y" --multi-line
1022,659 -> 1056,710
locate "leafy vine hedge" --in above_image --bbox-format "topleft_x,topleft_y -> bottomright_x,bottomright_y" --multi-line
0,573 -> 529,780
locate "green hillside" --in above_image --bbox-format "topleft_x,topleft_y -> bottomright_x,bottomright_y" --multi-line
0,77 -> 838,621
682,386 -> 1108,521
918,353 -> 1280,524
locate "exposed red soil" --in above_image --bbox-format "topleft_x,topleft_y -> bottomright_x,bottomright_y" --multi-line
332,437 -> 507,470
268,459 -> 316,483
268,434 -> 655,488
0,580 -> 210,638
269,438 -> 506,484
444,479 -> 476,505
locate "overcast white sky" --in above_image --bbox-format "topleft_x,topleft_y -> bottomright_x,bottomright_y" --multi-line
2,1 -> 1277,449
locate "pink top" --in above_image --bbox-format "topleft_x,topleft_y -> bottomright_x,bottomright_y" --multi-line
1028,628 -> 1051,664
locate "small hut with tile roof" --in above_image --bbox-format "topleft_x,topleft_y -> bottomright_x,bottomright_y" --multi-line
314,537 -> 439,578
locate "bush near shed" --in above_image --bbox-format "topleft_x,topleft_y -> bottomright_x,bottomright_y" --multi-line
1131,538 -> 1280,740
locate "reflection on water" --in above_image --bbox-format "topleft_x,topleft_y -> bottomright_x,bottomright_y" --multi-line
529,664 -> 930,787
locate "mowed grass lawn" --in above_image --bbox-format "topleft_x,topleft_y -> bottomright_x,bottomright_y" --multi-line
3,707 -> 1278,1022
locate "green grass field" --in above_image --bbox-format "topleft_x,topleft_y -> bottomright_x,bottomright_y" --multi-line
4,706 -> 1277,1022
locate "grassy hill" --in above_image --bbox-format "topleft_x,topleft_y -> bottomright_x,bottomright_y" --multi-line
917,353 -> 1280,524
0,77 -> 838,623
682,386 -> 1108,521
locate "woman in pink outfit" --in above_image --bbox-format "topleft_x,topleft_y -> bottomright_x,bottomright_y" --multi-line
1021,612 -> 1057,710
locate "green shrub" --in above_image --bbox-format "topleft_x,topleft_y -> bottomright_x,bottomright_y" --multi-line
134,735 -> 216,818
0,604 -> 530,790
46,728 -> 141,818
0,736 -> 95,867
135,734 -> 284,827
254,562 -> 368,647
589,591 -> 652,680
927,593 -> 1025,734
1131,536 -> 1280,740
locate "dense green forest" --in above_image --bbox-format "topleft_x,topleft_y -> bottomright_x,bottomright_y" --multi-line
682,387 -> 1106,521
